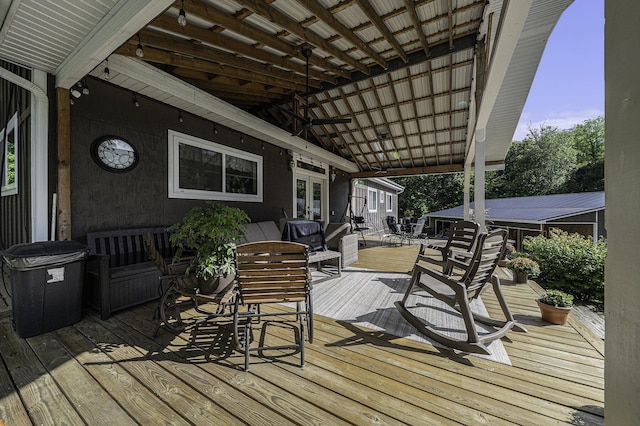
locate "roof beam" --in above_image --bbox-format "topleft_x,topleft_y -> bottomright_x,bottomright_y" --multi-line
232,0 -> 369,74
180,0 -> 350,79
404,0 -> 431,56
294,0 -> 388,68
311,34 -> 476,96
355,0 -> 407,63
55,0 -> 174,88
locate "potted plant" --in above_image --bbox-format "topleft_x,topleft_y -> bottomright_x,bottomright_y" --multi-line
507,256 -> 540,283
536,289 -> 574,325
168,201 -> 249,294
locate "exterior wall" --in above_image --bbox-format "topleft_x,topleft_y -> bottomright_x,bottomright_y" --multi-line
69,77 -> 295,240
351,178 -> 400,234
0,60 -> 31,247
605,1 -> 640,421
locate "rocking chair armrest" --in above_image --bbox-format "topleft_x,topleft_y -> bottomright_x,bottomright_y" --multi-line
413,262 -> 467,292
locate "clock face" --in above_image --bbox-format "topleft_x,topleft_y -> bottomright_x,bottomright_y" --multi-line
91,136 -> 138,173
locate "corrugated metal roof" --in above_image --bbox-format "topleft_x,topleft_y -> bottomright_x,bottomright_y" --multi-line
428,192 -> 605,223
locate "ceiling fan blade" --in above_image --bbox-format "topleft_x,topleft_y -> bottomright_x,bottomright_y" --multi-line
292,124 -> 309,137
313,118 -> 352,125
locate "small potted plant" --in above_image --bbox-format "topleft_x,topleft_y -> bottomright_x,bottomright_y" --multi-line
507,256 -> 540,283
537,289 -> 574,325
168,201 -> 249,294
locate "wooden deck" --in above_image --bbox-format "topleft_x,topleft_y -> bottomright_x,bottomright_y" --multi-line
0,242 -> 604,425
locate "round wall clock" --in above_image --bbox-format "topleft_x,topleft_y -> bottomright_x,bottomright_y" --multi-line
90,135 -> 139,173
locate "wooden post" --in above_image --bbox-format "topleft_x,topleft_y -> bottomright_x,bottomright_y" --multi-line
56,87 -> 71,240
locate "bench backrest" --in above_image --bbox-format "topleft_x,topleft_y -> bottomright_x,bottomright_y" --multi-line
86,227 -> 173,268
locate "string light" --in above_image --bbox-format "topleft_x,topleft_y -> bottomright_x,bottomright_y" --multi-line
178,110 -> 184,122
213,123 -> 218,134
136,34 -> 144,58
177,0 -> 187,27
133,94 -> 140,107
81,79 -> 90,95
240,134 -> 244,143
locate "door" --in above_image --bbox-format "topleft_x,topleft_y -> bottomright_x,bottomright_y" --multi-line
296,174 -> 324,221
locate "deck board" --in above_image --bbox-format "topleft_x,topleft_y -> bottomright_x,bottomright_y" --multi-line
0,242 -> 604,425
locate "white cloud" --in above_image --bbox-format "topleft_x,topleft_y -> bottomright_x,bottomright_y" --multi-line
514,109 -> 603,141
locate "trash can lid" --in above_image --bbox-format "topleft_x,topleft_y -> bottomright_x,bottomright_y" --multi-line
1,240 -> 89,270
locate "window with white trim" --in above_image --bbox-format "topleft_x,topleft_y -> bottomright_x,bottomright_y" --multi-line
168,130 -> 263,202
1,112 -> 18,196
386,192 -> 393,212
367,188 -> 378,212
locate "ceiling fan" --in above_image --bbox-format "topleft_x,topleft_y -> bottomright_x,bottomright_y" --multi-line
280,46 -> 352,137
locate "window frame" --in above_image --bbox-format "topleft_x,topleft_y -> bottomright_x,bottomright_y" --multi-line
386,192 -> 393,212
168,129 -> 263,202
367,188 -> 378,212
1,112 -> 18,196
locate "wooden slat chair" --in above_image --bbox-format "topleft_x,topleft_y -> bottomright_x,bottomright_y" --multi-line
145,233 -> 236,337
233,241 -> 312,371
395,229 -> 527,355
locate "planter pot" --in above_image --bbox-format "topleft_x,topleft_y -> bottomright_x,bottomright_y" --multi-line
513,271 -> 528,283
537,300 -> 572,325
197,273 -> 235,295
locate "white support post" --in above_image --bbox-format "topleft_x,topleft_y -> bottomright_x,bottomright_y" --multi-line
463,163 -> 471,221
474,128 -> 486,230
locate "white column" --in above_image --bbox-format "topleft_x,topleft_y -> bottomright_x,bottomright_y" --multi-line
463,163 -> 471,220
31,69 -> 49,241
474,128 -> 486,229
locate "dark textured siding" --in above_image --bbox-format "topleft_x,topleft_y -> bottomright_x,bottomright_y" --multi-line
69,77 -> 296,240
0,60 -> 32,248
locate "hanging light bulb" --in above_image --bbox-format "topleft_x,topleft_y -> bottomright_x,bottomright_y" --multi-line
178,110 -> 184,122
213,123 -> 218,134
70,87 -> 81,98
177,0 -> 187,27
70,98 -> 75,106
102,60 -> 110,80
240,134 -> 244,143
133,94 -> 140,107
135,34 -> 144,58
82,79 -> 90,95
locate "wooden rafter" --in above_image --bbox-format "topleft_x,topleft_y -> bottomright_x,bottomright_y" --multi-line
355,0 -> 408,63
384,72 -> 416,168
232,0 -> 369,74
404,0 -> 431,55
403,68 -> 427,167
294,0 -> 388,68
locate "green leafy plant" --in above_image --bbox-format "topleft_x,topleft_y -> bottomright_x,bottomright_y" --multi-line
507,257 -> 540,276
523,228 -> 606,303
168,201 -> 249,280
539,289 -> 574,308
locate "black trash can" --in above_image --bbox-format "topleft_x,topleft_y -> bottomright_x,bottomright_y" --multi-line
1,241 -> 89,338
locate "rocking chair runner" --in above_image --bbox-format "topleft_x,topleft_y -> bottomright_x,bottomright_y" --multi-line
395,229 -> 527,355
233,241 -> 313,371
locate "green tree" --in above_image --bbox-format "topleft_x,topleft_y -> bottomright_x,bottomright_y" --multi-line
395,173 -> 465,217
487,125 -> 577,197
572,116 -> 605,165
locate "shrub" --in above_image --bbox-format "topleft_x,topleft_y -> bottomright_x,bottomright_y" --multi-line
523,229 -> 606,303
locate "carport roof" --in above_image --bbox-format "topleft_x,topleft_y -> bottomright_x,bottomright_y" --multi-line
428,191 -> 605,223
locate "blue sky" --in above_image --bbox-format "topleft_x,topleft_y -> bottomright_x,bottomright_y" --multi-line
513,0 -> 604,141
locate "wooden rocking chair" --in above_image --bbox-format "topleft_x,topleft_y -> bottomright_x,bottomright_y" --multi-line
415,220 -> 480,274
395,229 -> 527,355
233,241 -> 313,371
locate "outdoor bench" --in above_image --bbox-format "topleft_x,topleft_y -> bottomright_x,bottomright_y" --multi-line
84,227 -> 178,319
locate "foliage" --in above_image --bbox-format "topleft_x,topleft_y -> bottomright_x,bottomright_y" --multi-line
395,173 -> 465,216
561,159 -> 604,193
487,125 -> 578,198
510,251 -> 530,260
507,257 -> 540,276
168,201 -> 250,280
573,116 -> 605,165
539,289 -> 574,308
523,229 -> 606,303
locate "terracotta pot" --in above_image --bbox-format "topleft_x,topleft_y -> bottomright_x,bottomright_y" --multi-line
537,300 -> 572,325
197,273 -> 235,295
513,270 -> 528,283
